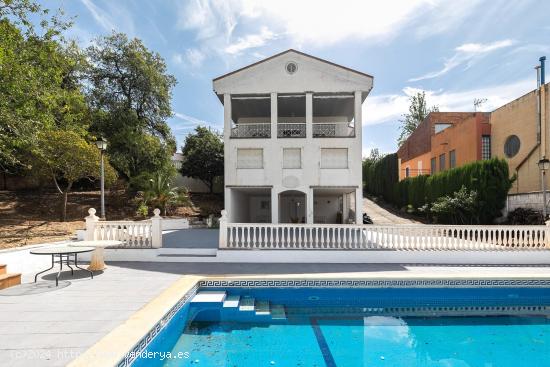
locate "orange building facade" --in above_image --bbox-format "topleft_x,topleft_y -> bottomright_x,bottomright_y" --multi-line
397,112 -> 491,180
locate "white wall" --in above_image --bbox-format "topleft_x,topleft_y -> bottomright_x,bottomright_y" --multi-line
313,195 -> 340,223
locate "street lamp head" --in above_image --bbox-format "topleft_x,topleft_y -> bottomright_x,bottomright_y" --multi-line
538,158 -> 550,171
95,137 -> 108,151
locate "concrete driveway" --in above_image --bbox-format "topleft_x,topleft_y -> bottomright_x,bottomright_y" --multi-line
363,197 -> 420,225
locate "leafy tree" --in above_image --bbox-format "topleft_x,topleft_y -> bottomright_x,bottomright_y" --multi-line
86,32 -> 177,179
32,130 -> 117,221
0,5 -> 83,173
397,91 -> 438,146
180,126 -> 223,193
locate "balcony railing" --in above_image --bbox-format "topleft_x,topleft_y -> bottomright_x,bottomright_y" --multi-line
231,123 -> 270,138
277,123 -> 306,138
313,122 -> 355,138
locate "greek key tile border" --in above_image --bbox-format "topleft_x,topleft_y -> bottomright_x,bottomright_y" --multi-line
119,283 -> 199,367
199,278 -> 550,288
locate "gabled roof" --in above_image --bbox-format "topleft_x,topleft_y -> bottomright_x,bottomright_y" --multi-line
213,49 -> 373,82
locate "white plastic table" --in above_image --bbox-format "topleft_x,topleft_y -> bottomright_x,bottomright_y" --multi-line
69,240 -> 122,271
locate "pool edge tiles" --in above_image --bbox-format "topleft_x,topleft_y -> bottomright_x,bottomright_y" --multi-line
67,276 -> 202,367
199,278 -> 550,288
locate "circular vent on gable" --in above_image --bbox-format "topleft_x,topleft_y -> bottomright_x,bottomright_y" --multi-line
285,61 -> 298,74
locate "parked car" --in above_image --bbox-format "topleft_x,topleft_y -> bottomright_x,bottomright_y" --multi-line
363,213 -> 373,224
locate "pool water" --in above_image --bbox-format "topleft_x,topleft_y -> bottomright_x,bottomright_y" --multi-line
133,288 -> 550,367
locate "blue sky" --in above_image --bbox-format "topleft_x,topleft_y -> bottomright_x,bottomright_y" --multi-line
44,0 -> 550,155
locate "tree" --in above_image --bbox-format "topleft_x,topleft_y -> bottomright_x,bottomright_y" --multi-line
397,91 -> 438,146
0,3 -> 83,173
141,171 -> 189,216
180,126 -> 223,193
32,130 -> 117,221
86,32 -> 177,180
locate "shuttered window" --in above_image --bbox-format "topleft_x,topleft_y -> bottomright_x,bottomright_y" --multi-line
320,148 -> 348,169
237,148 -> 263,168
283,148 -> 301,169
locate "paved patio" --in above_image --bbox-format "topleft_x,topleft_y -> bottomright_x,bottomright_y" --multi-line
162,228 -> 218,248
1,244 -> 550,366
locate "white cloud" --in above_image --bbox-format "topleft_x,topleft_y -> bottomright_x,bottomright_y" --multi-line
362,78 -> 534,126
173,112 -> 221,128
224,27 -> 276,55
178,0 -> 482,54
172,49 -> 206,68
409,39 -> 515,82
80,0 -> 135,35
80,0 -> 115,31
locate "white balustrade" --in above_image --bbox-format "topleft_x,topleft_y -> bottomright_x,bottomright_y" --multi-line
231,123 -> 271,138
85,208 -> 162,248
277,123 -> 306,138
219,222 -> 550,251
313,122 -> 355,137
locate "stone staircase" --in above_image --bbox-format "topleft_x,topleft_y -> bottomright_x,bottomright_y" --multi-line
191,291 -> 287,320
0,264 -> 21,290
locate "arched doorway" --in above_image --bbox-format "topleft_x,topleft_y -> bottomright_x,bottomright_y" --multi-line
278,190 -> 306,223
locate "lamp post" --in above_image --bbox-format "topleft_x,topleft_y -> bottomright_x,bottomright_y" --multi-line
538,158 -> 550,219
95,138 -> 108,220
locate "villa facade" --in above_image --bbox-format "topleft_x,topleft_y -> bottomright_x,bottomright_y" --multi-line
213,49 -> 373,224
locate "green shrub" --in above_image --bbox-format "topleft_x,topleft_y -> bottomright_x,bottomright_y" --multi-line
394,158 -> 513,224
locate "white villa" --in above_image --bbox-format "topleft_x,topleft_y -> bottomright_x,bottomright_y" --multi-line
213,49 -> 373,224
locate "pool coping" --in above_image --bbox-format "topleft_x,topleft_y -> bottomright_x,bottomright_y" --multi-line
68,271 -> 550,367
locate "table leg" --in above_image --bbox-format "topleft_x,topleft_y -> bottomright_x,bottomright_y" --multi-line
55,254 -> 64,287
34,254 -> 55,283
74,254 -> 94,280
88,247 -> 106,271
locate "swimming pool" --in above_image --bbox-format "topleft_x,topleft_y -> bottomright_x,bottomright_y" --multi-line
129,284 -> 550,367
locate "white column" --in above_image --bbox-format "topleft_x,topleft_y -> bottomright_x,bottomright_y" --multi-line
306,92 -> 313,138
307,188 -> 314,223
355,187 -> 363,224
219,210 -> 227,248
271,92 -> 277,139
354,91 -> 362,139
151,208 -> 162,248
223,94 -> 231,218
85,208 -> 99,240
271,188 -> 279,224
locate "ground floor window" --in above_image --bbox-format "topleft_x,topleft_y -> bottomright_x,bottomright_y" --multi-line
482,135 -> 491,160
449,150 -> 456,169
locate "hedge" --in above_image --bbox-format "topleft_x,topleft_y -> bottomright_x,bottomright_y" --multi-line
365,158 -> 513,224
363,153 -> 399,203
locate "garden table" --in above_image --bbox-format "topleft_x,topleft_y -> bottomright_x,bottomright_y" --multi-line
30,246 -> 95,286
69,240 -> 122,271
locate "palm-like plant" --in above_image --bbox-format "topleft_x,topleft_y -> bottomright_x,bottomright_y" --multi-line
143,172 -> 189,216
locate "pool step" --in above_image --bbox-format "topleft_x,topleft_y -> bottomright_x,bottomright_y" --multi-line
191,291 -> 226,303
271,305 -> 287,320
223,295 -> 240,308
255,300 -> 271,315
239,297 -> 255,311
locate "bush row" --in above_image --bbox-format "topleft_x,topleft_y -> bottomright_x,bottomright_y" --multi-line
365,158 -> 514,224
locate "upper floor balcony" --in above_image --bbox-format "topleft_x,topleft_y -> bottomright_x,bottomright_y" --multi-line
226,92 -> 360,139
230,122 -> 355,138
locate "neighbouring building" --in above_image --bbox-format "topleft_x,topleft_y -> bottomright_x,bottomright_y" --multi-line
213,49 -> 373,224
397,57 -> 550,214
397,112 -> 491,180
171,153 -> 211,193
